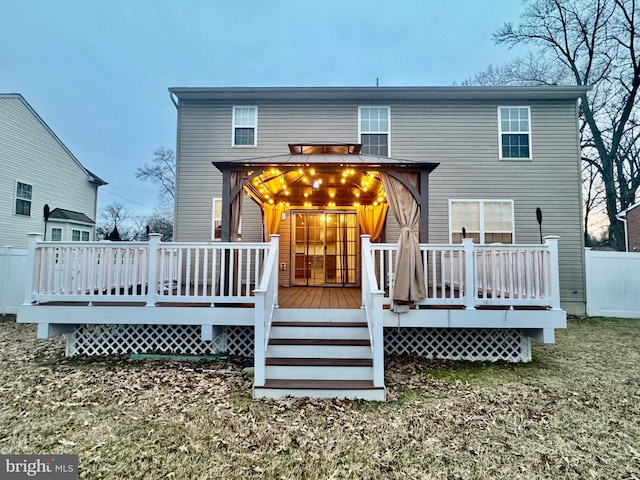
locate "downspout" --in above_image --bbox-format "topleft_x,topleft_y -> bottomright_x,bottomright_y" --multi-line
616,212 -> 629,252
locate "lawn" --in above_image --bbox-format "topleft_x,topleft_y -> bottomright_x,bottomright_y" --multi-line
0,314 -> 639,479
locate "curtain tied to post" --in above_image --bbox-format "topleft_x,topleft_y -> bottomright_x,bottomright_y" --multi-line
381,172 -> 426,313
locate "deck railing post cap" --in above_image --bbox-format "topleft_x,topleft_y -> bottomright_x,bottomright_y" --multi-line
543,235 -> 560,241
462,237 -> 474,244
149,233 -> 162,238
361,234 -> 371,238
27,232 -> 43,237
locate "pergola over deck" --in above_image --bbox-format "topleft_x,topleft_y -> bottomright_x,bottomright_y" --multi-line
212,143 -> 439,242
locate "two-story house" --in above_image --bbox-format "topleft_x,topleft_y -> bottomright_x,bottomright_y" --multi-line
170,86 -> 586,316
0,94 -> 106,248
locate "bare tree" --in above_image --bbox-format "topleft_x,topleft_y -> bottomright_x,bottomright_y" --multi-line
135,147 -> 176,209
490,0 -> 640,250
97,202 -> 134,240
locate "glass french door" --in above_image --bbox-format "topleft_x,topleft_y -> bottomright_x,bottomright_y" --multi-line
292,211 -> 358,286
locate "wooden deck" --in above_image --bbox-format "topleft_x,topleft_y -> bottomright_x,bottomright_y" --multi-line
277,287 -> 362,309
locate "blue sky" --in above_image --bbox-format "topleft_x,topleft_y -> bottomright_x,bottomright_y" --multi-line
0,0 -> 528,216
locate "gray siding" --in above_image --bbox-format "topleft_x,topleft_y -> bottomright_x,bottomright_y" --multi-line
0,96 -> 100,248
174,95 -> 585,314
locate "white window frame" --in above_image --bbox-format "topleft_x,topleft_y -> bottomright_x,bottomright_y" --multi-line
232,106 -> 258,147
51,227 -> 62,241
212,198 -> 222,240
72,229 -> 91,242
15,181 -> 33,216
498,106 -> 532,160
448,199 -> 515,244
358,106 -> 391,157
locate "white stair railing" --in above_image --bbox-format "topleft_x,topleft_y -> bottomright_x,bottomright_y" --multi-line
253,235 -> 279,388
361,235 -> 385,388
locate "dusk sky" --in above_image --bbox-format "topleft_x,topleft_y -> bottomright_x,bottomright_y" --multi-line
1,0 -> 529,216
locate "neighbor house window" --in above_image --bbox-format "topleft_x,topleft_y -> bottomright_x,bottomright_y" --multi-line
72,230 -> 90,241
499,107 -> 531,159
449,200 -> 514,244
212,198 -> 222,240
232,106 -> 257,146
51,228 -> 62,241
359,107 -> 390,156
15,181 -> 32,216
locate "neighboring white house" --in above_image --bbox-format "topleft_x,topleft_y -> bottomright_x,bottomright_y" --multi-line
0,94 -> 106,248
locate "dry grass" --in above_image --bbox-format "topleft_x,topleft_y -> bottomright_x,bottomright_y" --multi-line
1,314 -> 639,479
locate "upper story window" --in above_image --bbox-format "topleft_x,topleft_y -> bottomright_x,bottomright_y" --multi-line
499,107 -> 531,159
449,199 -> 514,244
232,106 -> 257,147
359,107 -> 390,156
15,181 -> 32,216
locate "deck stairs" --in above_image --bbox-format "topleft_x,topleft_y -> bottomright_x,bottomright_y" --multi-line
253,308 -> 386,401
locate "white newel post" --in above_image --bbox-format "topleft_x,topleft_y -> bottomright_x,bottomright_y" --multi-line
23,233 -> 42,305
254,292 -> 266,387
361,235 -> 371,308
544,236 -> 561,309
146,233 -> 162,306
462,238 -> 476,310
372,291 -> 384,388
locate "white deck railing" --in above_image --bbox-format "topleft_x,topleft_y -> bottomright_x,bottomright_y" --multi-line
364,236 -> 561,310
23,233 -> 276,307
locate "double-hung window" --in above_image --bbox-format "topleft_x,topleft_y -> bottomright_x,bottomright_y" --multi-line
449,200 -> 514,244
51,228 -> 62,241
72,230 -> 90,241
499,107 -> 531,159
15,181 -> 32,216
359,107 -> 390,156
232,106 -> 257,147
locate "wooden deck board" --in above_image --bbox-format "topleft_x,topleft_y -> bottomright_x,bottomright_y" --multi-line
278,287 -> 361,309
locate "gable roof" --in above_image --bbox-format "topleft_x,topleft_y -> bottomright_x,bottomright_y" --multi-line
0,93 -> 107,186
48,208 -> 95,225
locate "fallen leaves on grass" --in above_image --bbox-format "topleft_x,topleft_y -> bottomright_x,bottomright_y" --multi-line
0,317 -> 639,479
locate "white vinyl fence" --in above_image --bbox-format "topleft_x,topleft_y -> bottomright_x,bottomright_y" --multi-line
585,249 -> 640,318
1,247 -> 27,314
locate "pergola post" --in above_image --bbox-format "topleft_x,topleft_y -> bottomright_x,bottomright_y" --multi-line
420,170 -> 430,243
220,168 -> 232,242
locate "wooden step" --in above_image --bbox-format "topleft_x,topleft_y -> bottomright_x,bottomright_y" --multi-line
263,379 -> 377,390
266,357 -> 373,367
271,321 -> 368,328
269,338 -> 370,346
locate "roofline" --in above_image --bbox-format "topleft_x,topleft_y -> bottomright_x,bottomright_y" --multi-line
211,153 -> 439,172
0,93 -> 107,186
48,217 -> 95,227
617,200 -> 640,217
168,85 -> 590,103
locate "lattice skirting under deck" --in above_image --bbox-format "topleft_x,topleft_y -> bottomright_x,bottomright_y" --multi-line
384,328 -> 531,362
66,325 -> 255,358
66,325 -> 530,362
